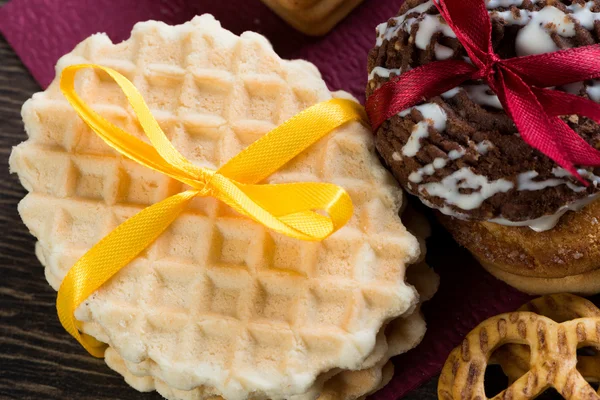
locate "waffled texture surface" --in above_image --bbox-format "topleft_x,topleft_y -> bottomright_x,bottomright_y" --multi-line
104,344 -> 394,400
101,261 -> 438,400
9,15 -> 422,400
367,0 -> 600,222
260,0 -> 364,35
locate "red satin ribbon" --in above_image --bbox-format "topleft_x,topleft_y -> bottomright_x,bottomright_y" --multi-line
365,0 -> 600,184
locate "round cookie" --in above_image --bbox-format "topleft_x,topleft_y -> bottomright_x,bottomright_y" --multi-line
366,0 -> 600,293
480,260 -> 600,296
367,0 -> 600,223
10,15 -> 435,400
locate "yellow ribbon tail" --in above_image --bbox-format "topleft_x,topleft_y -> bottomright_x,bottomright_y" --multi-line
229,180 -> 353,232
56,190 -> 197,356
60,65 -> 210,187
209,175 -> 353,239
217,98 -> 368,184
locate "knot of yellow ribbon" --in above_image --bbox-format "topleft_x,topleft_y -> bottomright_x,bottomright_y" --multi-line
56,64 -> 366,357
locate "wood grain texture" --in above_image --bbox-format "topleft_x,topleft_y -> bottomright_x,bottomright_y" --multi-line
0,5 -> 438,399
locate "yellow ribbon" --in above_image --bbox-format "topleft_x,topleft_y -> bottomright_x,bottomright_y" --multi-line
55,64 -> 366,356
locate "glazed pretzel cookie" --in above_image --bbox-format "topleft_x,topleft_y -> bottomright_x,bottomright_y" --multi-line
494,294 -> 600,386
438,295 -> 600,399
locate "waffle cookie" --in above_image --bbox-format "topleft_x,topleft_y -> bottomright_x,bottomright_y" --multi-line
103,261 -> 438,400
9,15 -> 433,400
260,0 -> 363,36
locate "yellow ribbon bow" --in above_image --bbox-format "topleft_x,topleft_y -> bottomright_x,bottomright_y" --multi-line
56,64 -> 366,357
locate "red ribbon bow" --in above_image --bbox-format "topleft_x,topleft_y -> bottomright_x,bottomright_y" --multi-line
366,0 -> 600,184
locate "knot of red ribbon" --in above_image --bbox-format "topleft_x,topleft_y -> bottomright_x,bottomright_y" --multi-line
366,0 -> 600,184
471,53 -> 500,81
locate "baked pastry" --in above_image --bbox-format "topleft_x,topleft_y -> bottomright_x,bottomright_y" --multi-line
9,15 -> 437,400
366,0 -> 600,294
103,260 -> 438,400
438,293 -> 600,399
260,0 -> 363,35
492,293 -> 600,386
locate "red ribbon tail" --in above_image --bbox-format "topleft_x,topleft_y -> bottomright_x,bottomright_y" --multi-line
496,67 -> 588,184
366,60 -> 475,131
534,87 -> 600,127
533,88 -> 600,168
434,0 -> 493,66
547,118 -> 599,186
503,44 -> 600,88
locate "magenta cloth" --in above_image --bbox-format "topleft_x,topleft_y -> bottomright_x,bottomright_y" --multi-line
0,0 -> 533,398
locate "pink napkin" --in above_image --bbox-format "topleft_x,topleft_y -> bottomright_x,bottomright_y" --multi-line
0,0 -> 532,398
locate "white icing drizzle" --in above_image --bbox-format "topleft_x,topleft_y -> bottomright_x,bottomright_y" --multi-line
517,168 -> 600,193
566,1 -> 600,30
516,6 -> 576,56
409,157 -> 448,183
408,146 -> 469,183
490,192 -> 600,232
491,2 -> 600,31
400,104 -> 448,157
476,140 -> 494,155
491,3 -> 600,57
486,0 -> 531,8
563,81 -> 585,95
368,66 -> 402,81
376,0 -> 600,63
375,0 -> 434,46
392,152 -> 403,161
487,168 -> 600,231
491,10 -> 533,25
552,167 -> 600,184
406,14 -> 457,51
587,81 -> 600,102
419,167 -> 514,210
464,85 -> 503,109
448,148 -> 466,160
440,84 -> 504,109
552,167 -> 600,192
517,171 -> 564,191
420,197 -> 471,220
433,157 -> 447,168
582,170 -> 600,185
435,44 -> 454,60
441,87 -> 461,98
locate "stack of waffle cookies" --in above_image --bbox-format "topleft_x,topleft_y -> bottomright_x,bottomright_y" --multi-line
10,15 -> 438,400
260,0 -> 364,35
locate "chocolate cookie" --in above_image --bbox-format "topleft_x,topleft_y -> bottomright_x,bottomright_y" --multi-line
366,0 -> 600,225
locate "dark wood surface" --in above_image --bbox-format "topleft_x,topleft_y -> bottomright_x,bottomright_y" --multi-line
0,3 -> 438,399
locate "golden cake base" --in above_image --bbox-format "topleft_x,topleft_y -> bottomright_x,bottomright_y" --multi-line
261,0 -> 364,35
438,200 -> 600,295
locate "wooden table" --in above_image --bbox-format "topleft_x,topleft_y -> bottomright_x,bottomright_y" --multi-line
0,3 -> 440,398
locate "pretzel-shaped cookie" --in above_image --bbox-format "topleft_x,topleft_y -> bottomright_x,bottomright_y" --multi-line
494,294 -> 600,385
438,307 -> 600,399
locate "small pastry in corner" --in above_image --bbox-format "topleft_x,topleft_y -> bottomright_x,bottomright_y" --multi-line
260,0 -> 364,36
